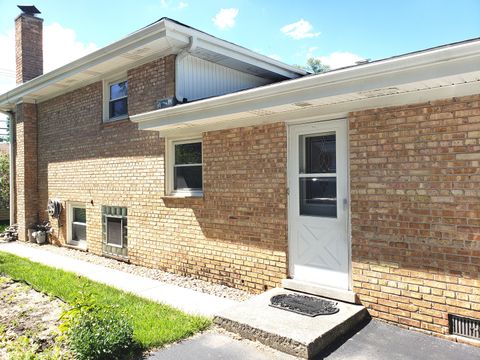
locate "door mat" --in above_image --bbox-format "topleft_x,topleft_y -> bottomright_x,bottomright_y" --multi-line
269,294 -> 339,317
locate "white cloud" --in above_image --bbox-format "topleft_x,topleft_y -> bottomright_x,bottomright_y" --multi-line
318,52 -> 364,69
44,23 -> 98,71
0,23 -> 98,95
281,19 -> 320,40
178,2 -> 188,9
160,0 -> 169,8
306,46 -> 319,58
212,8 -> 239,29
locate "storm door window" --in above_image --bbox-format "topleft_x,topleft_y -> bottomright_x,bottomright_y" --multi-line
299,133 -> 337,217
173,141 -> 203,195
109,80 -> 128,119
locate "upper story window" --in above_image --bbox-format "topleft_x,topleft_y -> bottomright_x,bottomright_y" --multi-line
168,139 -> 203,196
103,75 -> 128,122
109,80 -> 128,119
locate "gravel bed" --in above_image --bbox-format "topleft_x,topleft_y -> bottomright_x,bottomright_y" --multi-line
22,242 -> 252,302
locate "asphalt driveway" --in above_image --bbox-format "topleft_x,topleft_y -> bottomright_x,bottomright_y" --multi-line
148,320 -> 480,360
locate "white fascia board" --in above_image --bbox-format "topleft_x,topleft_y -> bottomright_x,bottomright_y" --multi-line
0,21 -> 168,111
0,18 -> 306,112
131,40 -> 480,129
142,80 -> 480,138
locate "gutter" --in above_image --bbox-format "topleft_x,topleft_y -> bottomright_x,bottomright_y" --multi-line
131,38 -> 480,127
0,18 -> 305,112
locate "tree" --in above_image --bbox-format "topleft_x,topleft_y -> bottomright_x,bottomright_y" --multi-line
0,153 -> 8,209
305,58 -> 330,74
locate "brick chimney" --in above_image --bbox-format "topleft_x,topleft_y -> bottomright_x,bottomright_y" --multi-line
15,5 -> 43,84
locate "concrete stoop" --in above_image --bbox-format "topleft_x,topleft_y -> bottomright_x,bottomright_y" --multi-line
214,288 -> 367,359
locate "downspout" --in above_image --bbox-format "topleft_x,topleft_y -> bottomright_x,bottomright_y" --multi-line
175,36 -> 197,103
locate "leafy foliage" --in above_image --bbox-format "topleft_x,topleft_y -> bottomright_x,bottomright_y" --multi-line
305,58 -> 330,74
61,285 -> 135,360
0,251 -> 210,349
0,153 -> 8,209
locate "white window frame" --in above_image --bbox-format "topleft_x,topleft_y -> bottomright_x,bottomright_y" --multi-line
67,202 -> 87,250
105,215 -> 125,248
166,138 -> 203,197
102,73 -> 128,122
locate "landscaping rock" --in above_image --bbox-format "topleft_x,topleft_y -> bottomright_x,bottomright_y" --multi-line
23,242 -> 252,302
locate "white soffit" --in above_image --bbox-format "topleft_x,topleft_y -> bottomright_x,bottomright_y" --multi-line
131,39 -> 480,136
0,18 -> 305,111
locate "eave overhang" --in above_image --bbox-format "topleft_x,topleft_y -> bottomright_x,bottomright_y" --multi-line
130,38 -> 480,137
0,18 -> 305,112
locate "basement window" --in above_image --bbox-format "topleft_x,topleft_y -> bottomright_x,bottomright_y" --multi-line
107,217 -> 124,247
67,202 -> 87,249
168,139 -> 203,196
102,206 -> 128,258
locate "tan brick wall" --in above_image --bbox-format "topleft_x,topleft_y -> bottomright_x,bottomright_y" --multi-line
15,102 -> 38,240
21,47 -> 480,338
35,55 -> 288,293
127,55 -> 175,115
350,94 -> 480,337
15,14 -> 43,84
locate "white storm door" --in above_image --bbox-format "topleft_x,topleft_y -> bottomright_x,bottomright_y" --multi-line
288,119 -> 349,290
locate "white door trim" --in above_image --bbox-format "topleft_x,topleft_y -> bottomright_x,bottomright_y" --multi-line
287,118 -> 352,291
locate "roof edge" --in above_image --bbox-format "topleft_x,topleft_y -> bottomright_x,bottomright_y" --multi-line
0,17 -> 306,111
130,37 -> 480,126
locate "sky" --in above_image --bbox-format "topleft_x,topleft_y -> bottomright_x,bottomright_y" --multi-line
0,0 -> 479,99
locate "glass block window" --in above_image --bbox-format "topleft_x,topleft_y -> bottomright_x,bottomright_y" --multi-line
102,206 -> 128,258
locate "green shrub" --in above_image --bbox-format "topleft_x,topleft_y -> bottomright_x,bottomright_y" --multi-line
61,286 -> 135,360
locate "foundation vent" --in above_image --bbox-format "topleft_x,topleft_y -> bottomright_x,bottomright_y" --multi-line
449,314 -> 480,339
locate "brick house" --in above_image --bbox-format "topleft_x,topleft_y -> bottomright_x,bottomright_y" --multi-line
1,8 -> 479,343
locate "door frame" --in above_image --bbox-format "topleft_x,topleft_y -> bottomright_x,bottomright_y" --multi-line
287,117 -> 352,291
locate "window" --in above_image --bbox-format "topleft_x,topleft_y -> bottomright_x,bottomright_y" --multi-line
103,75 -> 128,122
106,217 -> 124,247
102,206 -> 128,258
169,140 -> 203,196
109,80 -> 128,119
67,202 -> 87,249
299,133 -> 337,218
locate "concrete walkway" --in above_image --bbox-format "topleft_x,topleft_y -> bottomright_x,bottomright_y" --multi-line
0,242 -> 237,317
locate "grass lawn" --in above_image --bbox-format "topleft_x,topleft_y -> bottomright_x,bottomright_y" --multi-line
0,251 -> 210,349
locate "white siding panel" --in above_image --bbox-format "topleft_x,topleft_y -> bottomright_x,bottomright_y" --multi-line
177,54 -> 273,102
